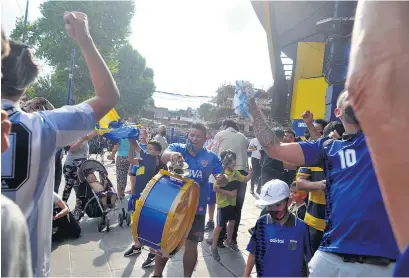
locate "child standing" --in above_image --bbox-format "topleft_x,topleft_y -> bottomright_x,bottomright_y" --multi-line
123,139 -> 162,268
210,150 -> 252,261
244,179 -> 312,277
289,181 -> 307,220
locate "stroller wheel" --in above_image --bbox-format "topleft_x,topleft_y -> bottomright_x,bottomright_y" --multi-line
97,219 -> 104,233
126,213 -> 131,226
106,219 -> 110,232
118,213 -> 124,227
73,208 -> 83,222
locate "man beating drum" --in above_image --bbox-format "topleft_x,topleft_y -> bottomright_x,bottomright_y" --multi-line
153,123 -> 224,277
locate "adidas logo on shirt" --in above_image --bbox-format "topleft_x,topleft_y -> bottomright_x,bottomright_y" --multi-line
270,238 -> 284,244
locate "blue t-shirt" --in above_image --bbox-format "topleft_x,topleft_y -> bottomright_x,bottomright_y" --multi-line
131,143 -> 147,174
117,139 -> 130,157
168,143 -> 223,215
299,132 -> 399,259
246,214 -> 312,277
394,245 -> 409,277
133,149 -> 157,196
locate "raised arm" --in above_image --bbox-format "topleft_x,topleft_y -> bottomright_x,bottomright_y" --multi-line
248,101 -> 305,166
128,139 -> 142,164
64,12 -> 119,121
301,111 -> 322,141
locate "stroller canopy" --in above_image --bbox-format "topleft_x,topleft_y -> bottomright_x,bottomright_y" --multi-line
78,160 -> 108,183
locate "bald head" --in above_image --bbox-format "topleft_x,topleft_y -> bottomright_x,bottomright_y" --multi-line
337,90 -> 348,109
158,125 -> 166,136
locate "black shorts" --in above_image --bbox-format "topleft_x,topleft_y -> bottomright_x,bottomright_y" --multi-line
217,205 -> 237,227
187,214 -> 205,242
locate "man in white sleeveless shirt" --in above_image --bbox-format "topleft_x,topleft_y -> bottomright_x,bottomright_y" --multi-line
1,12 -> 119,277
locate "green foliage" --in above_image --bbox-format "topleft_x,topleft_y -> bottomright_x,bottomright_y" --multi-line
114,44 -> 156,118
10,0 -> 155,116
197,103 -> 217,121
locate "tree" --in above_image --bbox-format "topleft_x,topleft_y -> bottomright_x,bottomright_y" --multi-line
114,43 -> 155,118
10,1 -> 137,106
197,103 -> 217,121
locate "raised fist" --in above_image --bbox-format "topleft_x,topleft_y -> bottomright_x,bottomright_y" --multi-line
301,110 -> 314,124
63,12 -> 92,46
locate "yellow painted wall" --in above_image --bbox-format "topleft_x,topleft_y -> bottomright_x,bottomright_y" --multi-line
290,42 -> 326,119
292,77 -> 327,120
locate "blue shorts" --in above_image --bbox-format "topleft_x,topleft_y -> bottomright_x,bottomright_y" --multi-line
207,182 -> 216,205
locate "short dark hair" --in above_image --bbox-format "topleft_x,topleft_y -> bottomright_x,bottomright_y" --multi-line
323,121 -> 345,137
148,140 -> 162,153
191,122 -> 207,135
2,41 -> 39,98
304,128 -> 311,140
313,119 -> 328,130
273,127 -> 285,140
284,128 -> 296,138
222,119 -> 239,131
220,149 -> 236,162
290,181 -> 297,189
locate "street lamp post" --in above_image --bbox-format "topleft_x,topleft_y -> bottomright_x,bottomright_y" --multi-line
66,48 -> 76,105
22,0 -> 29,42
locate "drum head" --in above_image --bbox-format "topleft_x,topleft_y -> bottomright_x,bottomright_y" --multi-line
161,175 -> 199,254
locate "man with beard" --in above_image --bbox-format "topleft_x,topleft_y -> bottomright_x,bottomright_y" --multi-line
153,125 -> 168,153
248,90 -> 399,276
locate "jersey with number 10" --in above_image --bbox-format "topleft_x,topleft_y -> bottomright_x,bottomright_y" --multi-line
1,100 -> 96,277
299,132 -> 399,260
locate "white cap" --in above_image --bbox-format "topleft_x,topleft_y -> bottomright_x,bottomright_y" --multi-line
256,179 -> 290,206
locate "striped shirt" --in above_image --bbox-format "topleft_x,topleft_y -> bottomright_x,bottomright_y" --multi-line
1,99 -> 96,277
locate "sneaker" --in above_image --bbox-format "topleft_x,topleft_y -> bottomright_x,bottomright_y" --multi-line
204,220 -> 215,232
217,242 -> 226,248
124,245 -> 142,257
205,238 -> 213,245
224,240 -> 240,252
250,189 -> 254,194
142,252 -> 156,268
211,247 -> 221,261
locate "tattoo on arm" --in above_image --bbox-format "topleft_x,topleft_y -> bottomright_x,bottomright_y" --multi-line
249,104 -> 281,149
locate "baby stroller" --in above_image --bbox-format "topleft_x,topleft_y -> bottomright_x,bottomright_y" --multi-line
72,159 -> 131,232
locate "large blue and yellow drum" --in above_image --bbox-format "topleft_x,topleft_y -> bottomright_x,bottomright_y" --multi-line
132,170 -> 199,257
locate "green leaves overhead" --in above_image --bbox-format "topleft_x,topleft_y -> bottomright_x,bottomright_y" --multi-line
10,1 -> 155,118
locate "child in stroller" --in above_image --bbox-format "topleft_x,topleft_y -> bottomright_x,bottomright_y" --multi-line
85,171 -> 117,211
73,159 -> 130,232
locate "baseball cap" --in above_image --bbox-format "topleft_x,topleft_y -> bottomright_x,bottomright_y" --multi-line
256,179 -> 290,206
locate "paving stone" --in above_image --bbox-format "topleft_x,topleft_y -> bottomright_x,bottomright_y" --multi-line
105,249 -> 146,271
71,271 -> 114,277
68,234 -> 104,252
101,230 -> 133,251
194,256 -> 234,277
49,245 -> 71,276
218,250 -> 248,277
70,250 -> 110,274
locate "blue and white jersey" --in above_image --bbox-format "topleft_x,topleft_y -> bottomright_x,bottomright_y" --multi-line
299,132 -> 399,260
168,143 -> 223,215
1,99 -> 96,277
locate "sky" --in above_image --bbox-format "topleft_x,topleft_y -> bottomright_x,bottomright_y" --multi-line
2,0 -> 274,110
